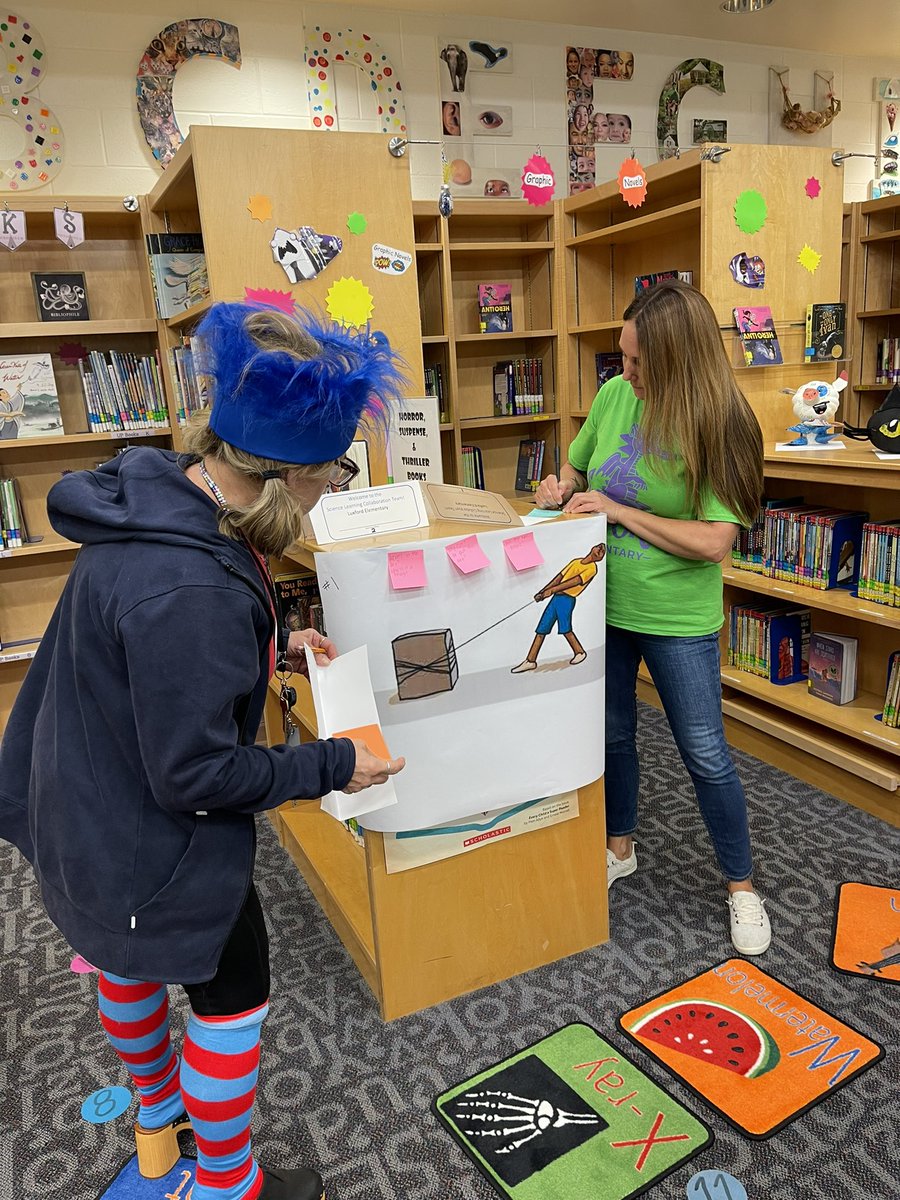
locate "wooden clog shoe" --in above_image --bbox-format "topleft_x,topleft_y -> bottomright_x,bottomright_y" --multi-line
133,1111 -> 192,1178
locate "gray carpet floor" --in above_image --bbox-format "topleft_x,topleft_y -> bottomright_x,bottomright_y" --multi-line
2,702 -> 899,1200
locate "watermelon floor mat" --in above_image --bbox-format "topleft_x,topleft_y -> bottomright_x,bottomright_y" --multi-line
618,959 -> 884,1140
830,882 -> 900,984
433,1023 -> 713,1200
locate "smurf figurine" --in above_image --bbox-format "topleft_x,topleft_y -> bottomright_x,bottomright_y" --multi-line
784,372 -> 848,445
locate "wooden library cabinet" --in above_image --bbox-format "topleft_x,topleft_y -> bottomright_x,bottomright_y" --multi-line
0,197 -> 175,733
412,198 -> 565,497
846,192 -> 900,431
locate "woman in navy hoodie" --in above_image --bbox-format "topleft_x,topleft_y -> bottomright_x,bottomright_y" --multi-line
0,302 -> 407,1200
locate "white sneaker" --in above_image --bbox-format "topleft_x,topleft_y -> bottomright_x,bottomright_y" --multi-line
511,659 -> 537,673
606,845 -> 637,889
570,652 -> 587,665
728,891 -> 771,956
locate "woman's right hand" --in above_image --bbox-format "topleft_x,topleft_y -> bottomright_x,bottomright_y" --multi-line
343,741 -> 406,794
534,474 -> 574,510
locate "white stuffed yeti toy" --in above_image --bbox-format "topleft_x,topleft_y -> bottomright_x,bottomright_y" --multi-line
784,372 -> 847,446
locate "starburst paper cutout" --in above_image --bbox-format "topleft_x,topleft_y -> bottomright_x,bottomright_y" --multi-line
798,244 -> 822,274
346,211 -> 368,235
805,176 -> 821,199
734,189 -> 768,234
244,286 -> 295,314
326,276 -> 375,327
247,194 -> 273,222
57,341 -> 88,366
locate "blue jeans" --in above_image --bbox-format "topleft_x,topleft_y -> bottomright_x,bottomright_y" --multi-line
605,624 -> 754,883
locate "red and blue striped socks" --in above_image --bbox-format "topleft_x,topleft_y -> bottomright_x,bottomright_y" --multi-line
98,973 -> 183,1130
180,1002 -> 269,1200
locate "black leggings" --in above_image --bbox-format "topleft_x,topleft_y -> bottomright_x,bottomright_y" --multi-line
182,884 -> 270,1017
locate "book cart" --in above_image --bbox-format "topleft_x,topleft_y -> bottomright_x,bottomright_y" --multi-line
0,196 -> 174,731
560,145 -> 899,827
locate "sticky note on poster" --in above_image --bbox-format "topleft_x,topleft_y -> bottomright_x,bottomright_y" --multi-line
503,531 -> 544,570
372,243 -> 412,275
446,534 -> 490,574
305,644 -> 399,821
388,549 -> 427,589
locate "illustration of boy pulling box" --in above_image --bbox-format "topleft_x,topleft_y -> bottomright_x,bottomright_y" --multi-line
511,542 -> 606,673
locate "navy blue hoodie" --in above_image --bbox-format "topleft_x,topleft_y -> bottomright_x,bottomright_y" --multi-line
0,447 -> 355,983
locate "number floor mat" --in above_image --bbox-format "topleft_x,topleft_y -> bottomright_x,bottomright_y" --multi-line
830,882 -> 900,984
98,1155 -> 196,1199
433,1022 -> 713,1200
617,958 -> 884,1139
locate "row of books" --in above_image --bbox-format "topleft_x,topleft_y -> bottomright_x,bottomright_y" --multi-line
424,364 -> 448,423
460,444 -> 485,489
732,302 -> 846,368
635,270 -> 693,294
78,350 -> 168,433
727,603 -> 859,705
514,438 -> 545,493
0,475 -> 32,549
168,336 -> 208,423
874,338 -> 900,384
492,358 -> 546,416
731,499 -> 866,590
858,519 -> 900,608
882,650 -> 900,728
146,232 -> 209,319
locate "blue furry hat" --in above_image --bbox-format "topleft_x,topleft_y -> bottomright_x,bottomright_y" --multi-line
197,301 -> 407,464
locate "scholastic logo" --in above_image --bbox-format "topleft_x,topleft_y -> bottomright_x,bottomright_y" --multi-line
464,826 -> 511,847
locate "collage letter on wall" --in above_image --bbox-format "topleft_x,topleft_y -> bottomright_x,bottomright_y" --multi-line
305,26 -> 406,135
657,58 -> 725,160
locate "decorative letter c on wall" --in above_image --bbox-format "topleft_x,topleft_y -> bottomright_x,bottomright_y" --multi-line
305,26 -> 406,134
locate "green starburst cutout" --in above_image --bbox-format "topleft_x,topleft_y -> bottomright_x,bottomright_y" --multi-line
734,189 -> 768,235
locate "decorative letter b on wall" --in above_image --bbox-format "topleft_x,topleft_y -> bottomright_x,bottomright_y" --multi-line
305,26 -> 406,134
136,19 -> 242,169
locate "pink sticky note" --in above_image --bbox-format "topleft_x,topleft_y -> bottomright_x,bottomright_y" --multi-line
388,549 -> 427,590
70,955 -> 96,974
503,531 -> 544,571
446,535 -> 491,575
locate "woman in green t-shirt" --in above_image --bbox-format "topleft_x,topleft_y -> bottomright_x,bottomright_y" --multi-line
535,280 -> 771,955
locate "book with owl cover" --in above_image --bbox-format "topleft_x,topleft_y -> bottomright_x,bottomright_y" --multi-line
733,305 -> 783,367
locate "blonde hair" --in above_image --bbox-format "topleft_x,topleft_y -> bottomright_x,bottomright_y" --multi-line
183,308 -> 333,557
622,280 -> 763,526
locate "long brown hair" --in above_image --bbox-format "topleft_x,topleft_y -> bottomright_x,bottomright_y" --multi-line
622,280 -> 763,526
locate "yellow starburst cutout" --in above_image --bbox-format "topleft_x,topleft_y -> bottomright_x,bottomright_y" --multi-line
798,244 -> 822,274
247,194 -> 273,222
326,276 -> 375,328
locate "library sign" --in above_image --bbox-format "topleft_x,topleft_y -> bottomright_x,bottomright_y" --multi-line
618,156 -> 647,208
388,396 -> 443,484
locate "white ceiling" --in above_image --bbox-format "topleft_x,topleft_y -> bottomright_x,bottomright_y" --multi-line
344,0 -> 900,59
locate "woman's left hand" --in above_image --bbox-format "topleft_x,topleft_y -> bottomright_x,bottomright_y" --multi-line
564,490 -> 621,521
286,628 -> 339,676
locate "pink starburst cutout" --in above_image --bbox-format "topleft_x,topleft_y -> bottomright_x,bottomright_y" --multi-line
805,177 -> 821,199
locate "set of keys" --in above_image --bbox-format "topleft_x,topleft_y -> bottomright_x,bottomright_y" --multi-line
275,655 -> 298,742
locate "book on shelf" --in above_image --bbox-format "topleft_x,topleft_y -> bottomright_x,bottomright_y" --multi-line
634,270 -> 693,294
875,337 -> 900,384
858,518 -> 900,608
881,650 -> 900,728
807,632 -> 858,705
514,438 -> 546,493
595,352 -> 624,390
273,570 -> 323,635
804,302 -> 846,362
728,602 -> 810,684
757,503 -> 866,590
78,350 -> 168,434
424,363 -> 447,422
493,358 -> 545,416
460,444 -> 485,489
0,353 -> 62,439
732,496 -> 803,573
169,335 -> 209,423
733,305 -> 783,367
0,475 -> 35,549
478,283 -> 512,334
31,272 -> 90,323
145,232 -> 209,319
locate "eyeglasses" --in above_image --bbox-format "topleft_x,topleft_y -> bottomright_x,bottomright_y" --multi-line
328,456 -> 360,490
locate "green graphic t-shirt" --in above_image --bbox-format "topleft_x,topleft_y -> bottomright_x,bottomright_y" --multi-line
568,376 -> 740,636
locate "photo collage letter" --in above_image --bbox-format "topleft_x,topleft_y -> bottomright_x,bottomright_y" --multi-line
565,47 -> 634,196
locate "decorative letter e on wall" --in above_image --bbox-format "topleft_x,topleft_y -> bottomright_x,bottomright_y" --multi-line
305,26 -> 407,135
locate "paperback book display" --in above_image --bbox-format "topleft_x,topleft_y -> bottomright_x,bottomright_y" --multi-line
731,500 -> 866,590
273,571 -> 325,636
514,438 -> 545,493
595,352 -> 624,389
78,350 -> 168,433
858,519 -> 900,607
492,358 -> 545,415
634,269 -> 693,294
32,272 -> 90,323
804,302 -> 846,362
145,232 -> 209,319
881,650 -> 900,728
728,602 -> 810,684
807,632 -> 858,705
0,354 -> 62,439
733,305 -> 783,367
477,283 -> 512,333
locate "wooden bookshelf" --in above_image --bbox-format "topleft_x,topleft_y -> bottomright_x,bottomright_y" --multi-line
847,192 -> 900,431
